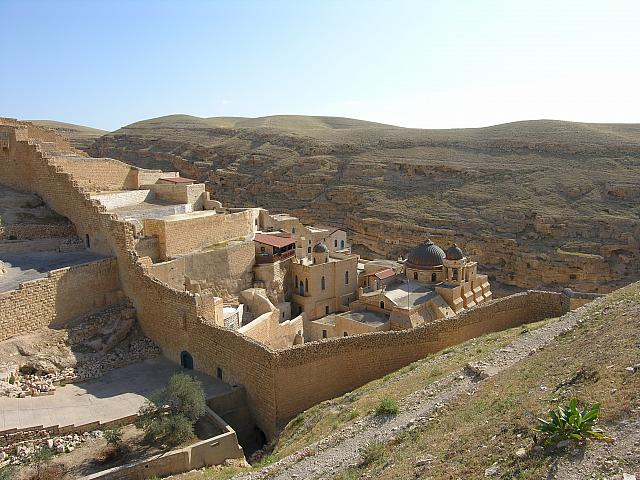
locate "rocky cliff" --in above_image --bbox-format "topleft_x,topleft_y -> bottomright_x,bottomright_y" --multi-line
86,115 -> 640,293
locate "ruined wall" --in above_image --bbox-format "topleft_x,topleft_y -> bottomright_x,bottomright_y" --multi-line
273,290 -> 563,422
0,223 -> 76,240
0,258 -> 121,341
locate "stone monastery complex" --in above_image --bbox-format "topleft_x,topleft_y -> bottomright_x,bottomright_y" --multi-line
0,119 -> 590,450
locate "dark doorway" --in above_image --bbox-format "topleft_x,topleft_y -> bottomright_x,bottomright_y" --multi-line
217,367 -> 223,380
85,234 -> 90,248
180,351 -> 193,370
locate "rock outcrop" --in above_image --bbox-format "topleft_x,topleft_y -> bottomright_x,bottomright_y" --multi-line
86,115 -> 640,293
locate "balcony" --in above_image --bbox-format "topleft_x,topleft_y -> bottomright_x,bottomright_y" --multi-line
255,249 -> 296,264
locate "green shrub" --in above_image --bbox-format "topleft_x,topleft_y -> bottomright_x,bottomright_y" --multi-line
359,439 -> 385,465
29,447 -> 54,480
137,372 -> 206,448
375,397 -> 399,416
104,426 -> 123,448
534,399 -> 611,447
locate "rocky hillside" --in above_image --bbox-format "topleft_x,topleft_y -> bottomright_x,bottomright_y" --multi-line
30,120 -> 106,150
85,115 -> 640,293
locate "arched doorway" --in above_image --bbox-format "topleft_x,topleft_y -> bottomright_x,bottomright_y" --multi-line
180,351 -> 193,370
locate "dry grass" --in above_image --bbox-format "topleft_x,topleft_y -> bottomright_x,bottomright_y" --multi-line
341,282 -> 640,479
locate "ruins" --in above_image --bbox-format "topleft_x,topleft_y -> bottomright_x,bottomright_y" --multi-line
0,119 -> 597,474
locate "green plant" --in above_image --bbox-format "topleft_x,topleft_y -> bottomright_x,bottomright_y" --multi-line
137,372 -> 206,448
104,426 -> 123,449
29,447 -> 54,480
534,399 -> 611,447
0,465 -> 16,480
8,374 -> 14,385
359,439 -> 385,466
375,397 -> 399,416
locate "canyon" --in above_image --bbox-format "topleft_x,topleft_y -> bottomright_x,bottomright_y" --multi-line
39,115 -> 640,294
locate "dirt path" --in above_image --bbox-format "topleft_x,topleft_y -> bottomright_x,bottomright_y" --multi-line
235,307 -> 590,480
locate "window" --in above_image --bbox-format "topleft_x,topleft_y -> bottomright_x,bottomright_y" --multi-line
217,367 -> 223,380
308,239 -> 311,245
432,272 -> 437,282
322,330 -> 327,339
325,305 -> 329,315
343,332 -> 348,337
305,278 -> 309,293
260,246 -> 265,253
85,234 -> 90,248
321,276 -> 326,290
413,272 -> 418,280
292,227 -> 296,234
380,301 -> 385,309
308,247 -> 311,254
345,271 -> 349,285
334,239 -> 338,247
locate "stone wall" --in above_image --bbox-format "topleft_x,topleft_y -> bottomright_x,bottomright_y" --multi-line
0,258 -> 121,341
272,290 -> 564,421
52,157 -> 139,192
144,210 -> 256,260
0,223 -> 76,240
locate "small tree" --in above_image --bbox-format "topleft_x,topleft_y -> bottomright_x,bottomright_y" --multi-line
137,372 -> 206,448
104,426 -> 124,453
29,447 -> 54,480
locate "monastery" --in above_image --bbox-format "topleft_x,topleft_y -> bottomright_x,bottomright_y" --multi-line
0,119 -> 585,455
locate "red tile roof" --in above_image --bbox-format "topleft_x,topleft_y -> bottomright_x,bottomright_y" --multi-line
364,268 -> 396,280
254,233 -> 296,248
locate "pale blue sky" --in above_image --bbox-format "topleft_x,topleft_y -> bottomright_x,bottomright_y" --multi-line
2,0 -> 639,131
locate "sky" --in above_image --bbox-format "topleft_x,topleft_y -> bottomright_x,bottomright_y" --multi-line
2,0 -> 639,131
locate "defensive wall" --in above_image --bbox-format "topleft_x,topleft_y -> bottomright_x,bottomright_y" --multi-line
0,258 -> 122,341
271,290 -> 563,420
0,119 -> 573,438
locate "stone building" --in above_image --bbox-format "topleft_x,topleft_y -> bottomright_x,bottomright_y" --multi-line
291,243 -> 359,321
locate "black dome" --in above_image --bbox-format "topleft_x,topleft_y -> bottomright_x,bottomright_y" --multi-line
313,242 -> 329,253
406,239 -> 445,269
446,244 -> 465,260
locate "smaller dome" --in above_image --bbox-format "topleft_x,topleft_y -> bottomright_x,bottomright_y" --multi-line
313,243 -> 329,253
446,244 -> 465,260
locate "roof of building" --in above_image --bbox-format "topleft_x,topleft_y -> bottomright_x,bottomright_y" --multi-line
159,177 -> 196,184
406,239 -> 445,269
363,268 -> 396,280
446,243 -> 465,260
254,233 -> 296,248
312,242 -> 329,253
337,310 -> 389,327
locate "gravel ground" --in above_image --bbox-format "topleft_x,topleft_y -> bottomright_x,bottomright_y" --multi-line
235,306 -> 592,480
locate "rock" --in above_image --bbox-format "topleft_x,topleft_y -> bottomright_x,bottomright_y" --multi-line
556,440 -> 571,449
415,455 -> 433,466
485,465 -> 499,476
622,474 -> 636,480
515,447 -> 527,458
47,439 -> 54,449
0,451 -> 6,461
56,444 -> 65,453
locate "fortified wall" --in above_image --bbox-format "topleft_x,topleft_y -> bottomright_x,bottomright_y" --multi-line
0,119 -> 573,437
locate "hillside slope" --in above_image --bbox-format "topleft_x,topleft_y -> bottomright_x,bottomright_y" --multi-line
86,115 -> 640,293
180,282 -> 640,479
30,120 -> 107,150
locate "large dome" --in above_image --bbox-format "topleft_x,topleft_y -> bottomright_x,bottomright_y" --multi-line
406,239 -> 445,269
312,242 -> 329,253
445,243 -> 465,261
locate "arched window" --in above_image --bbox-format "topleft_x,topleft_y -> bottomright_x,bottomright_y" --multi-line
321,276 -> 326,290
292,227 -> 296,234
413,272 -> 418,280
345,271 -> 349,285
334,239 -> 338,247
380,301 -> 385,309
432,272 -> 437,282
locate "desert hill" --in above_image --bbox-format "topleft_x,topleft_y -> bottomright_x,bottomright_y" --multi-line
29,120 -> 107,150
79,114 -> 640,294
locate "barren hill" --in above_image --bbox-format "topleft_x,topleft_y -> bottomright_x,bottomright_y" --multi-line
30,120 -> 107,150
84,115 -> 640,294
